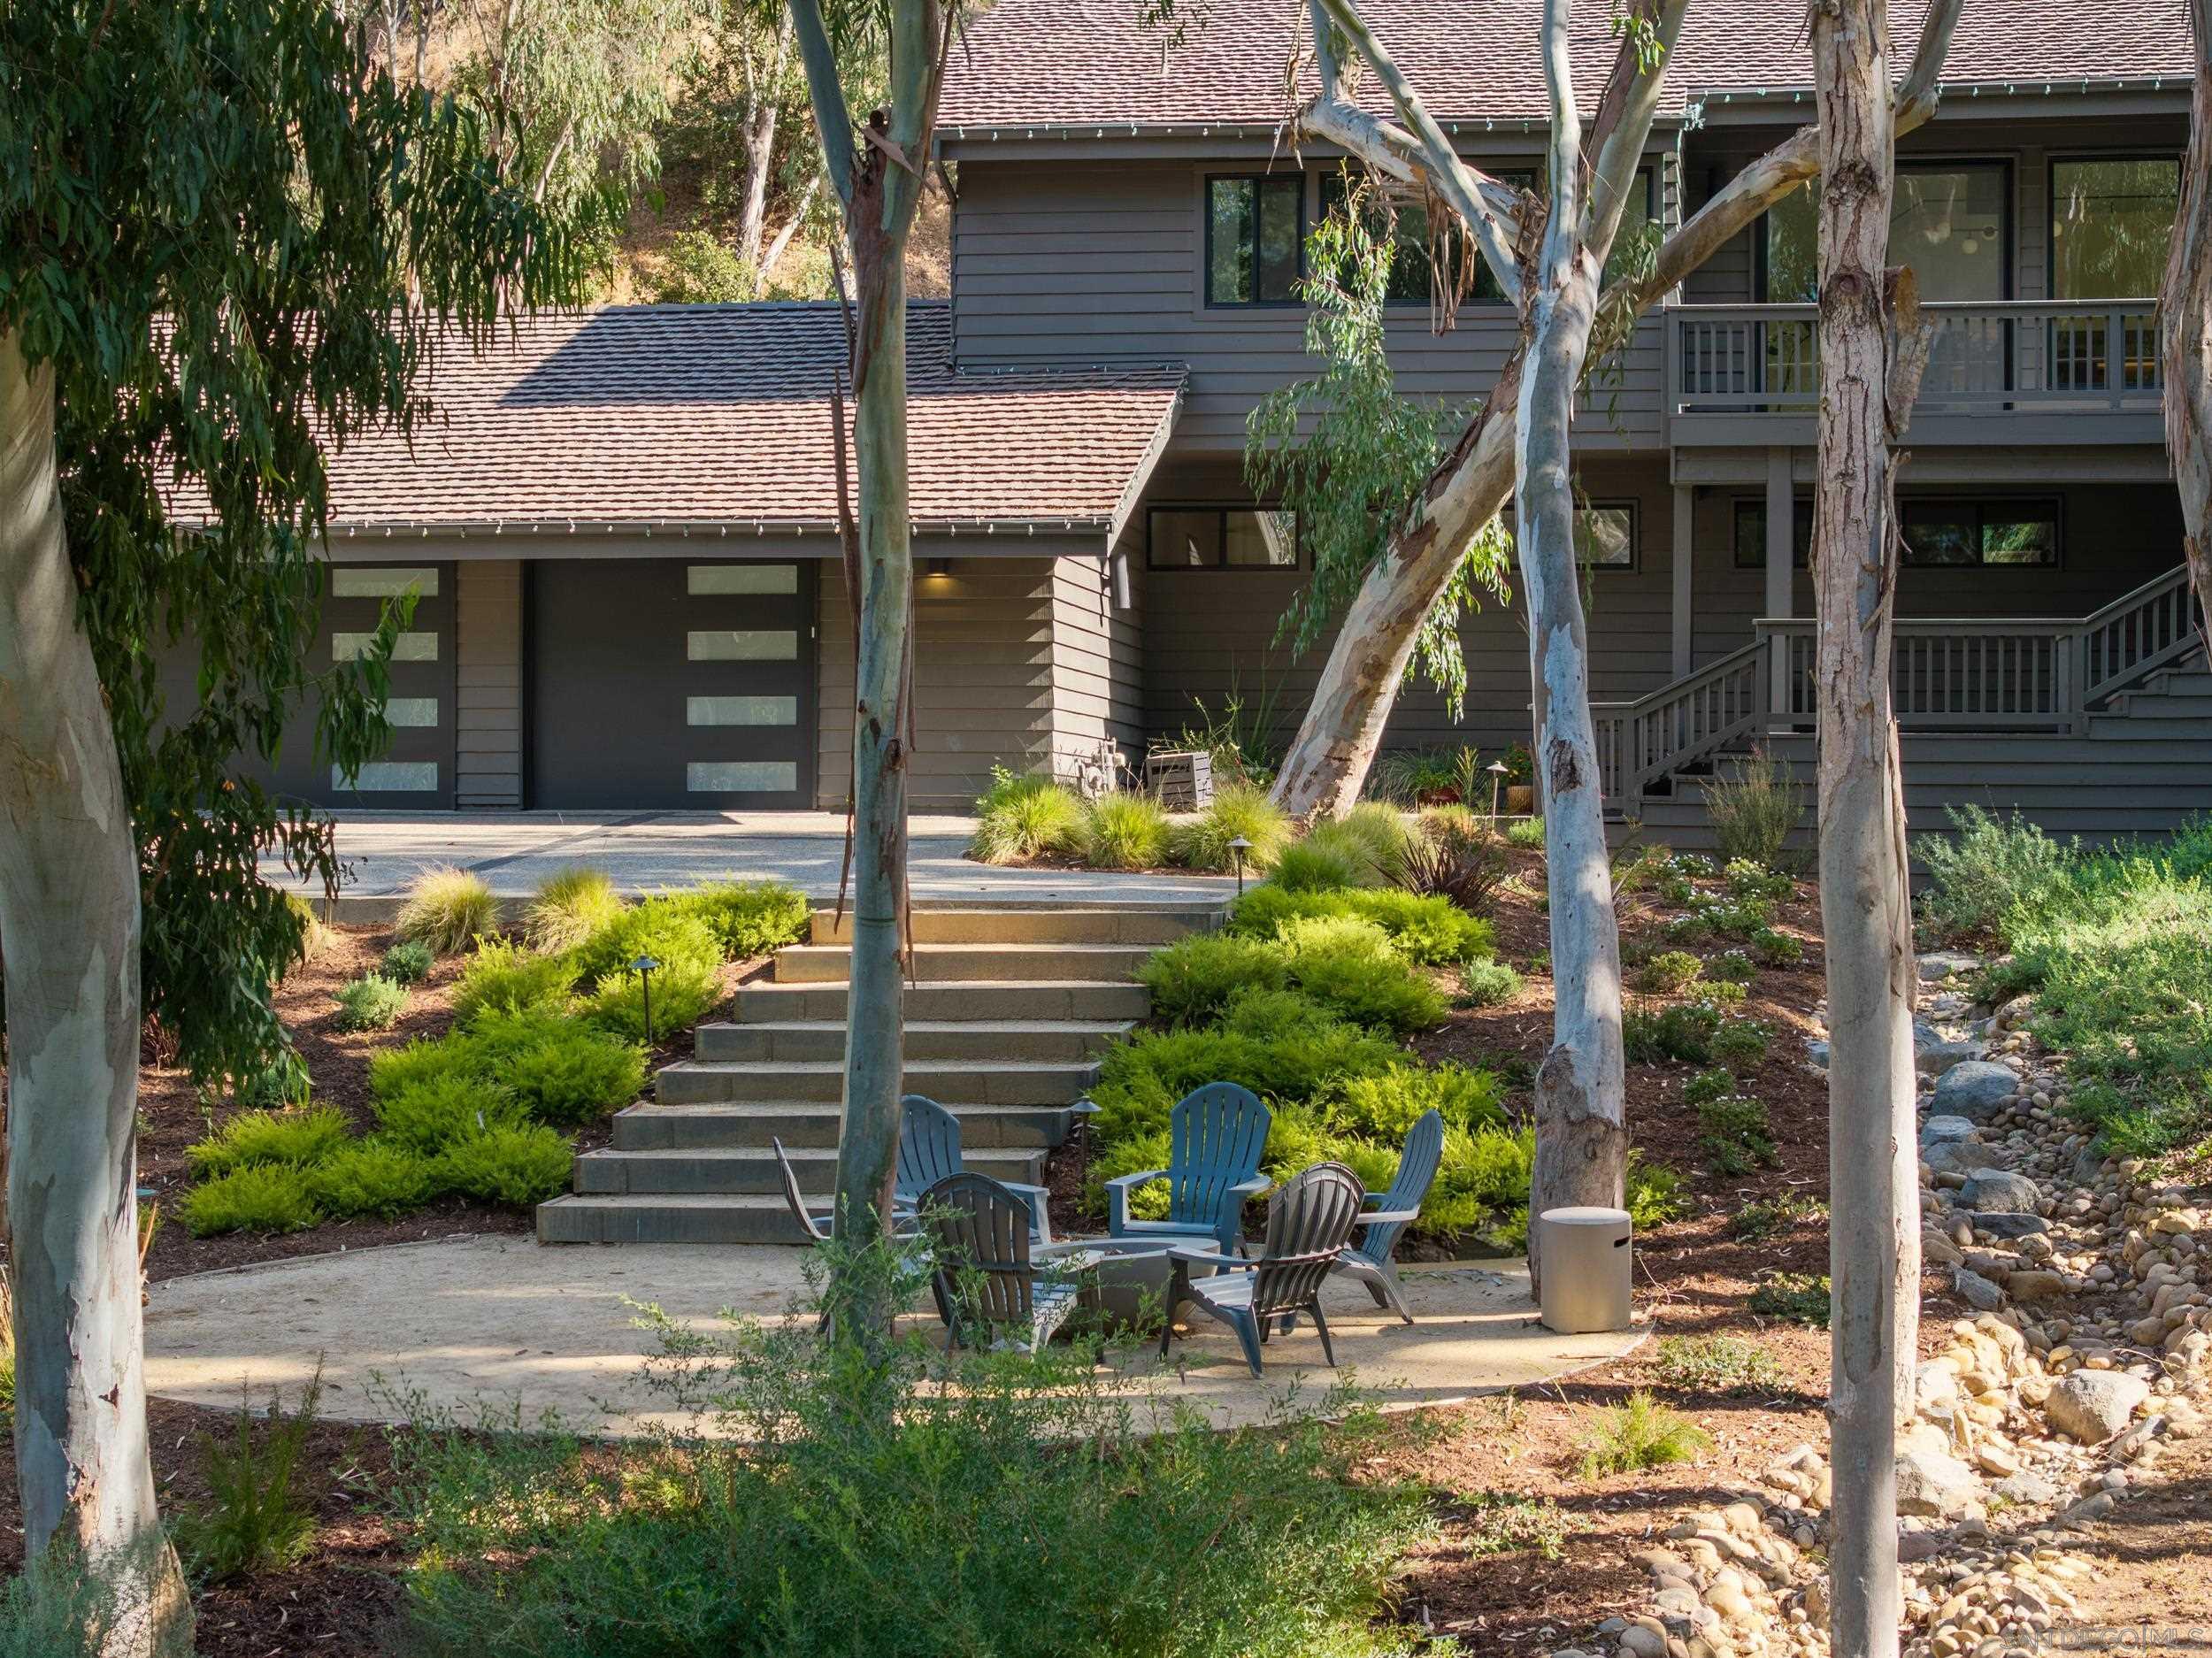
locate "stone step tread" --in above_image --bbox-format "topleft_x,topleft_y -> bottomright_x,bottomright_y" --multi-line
777,942 -> 1151,960
665,1057 -> 1102,1076
577,1145 -> 1039,1178
537,1194 -> 807,1244
624,1100 -> 1072,1119
703,1018 -> 1136,1035
735,979 -> 1151,996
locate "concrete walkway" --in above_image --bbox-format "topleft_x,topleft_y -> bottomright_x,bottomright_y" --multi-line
264,811 -> 1238,913
144,1235 -> 1644,1436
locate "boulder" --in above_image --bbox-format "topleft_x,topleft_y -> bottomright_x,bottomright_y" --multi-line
1992,1470 -> 2061,1506
2005,1270 -> 2070,1303
1915,1020 -> 1984,1074
1918,950 -> 1981,983
1808,1040 -> 1830,1069
1970,1211 -> 2050,1240
1961,1169 -> 2042,1213
1925,1140 -> 2001,1178
1895,1447 -> 1983,1518
1920,1115 -> 1981,1147
2045,1371 -> 2150,1442
1954,1267 -> 2007,1312
1932,1061 -> 2021,1122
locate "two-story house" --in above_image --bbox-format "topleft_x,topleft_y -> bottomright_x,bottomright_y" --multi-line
182,0 -> 2211,841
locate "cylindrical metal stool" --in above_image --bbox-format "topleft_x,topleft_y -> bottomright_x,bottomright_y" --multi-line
1536,1206 -> 1633,1333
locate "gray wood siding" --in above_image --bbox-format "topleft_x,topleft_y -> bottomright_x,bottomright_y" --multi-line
456,558 -> 524,810
815,557 -> 1057,812
1048,553 -> 1144,777
950,158 -> 1664,451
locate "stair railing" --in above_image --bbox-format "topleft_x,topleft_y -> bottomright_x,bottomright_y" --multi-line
2077,564 -> 2203,711
1590,637 -> 1770,805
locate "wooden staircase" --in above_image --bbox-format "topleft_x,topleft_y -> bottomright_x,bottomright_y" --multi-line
535,902 -> 1217,1245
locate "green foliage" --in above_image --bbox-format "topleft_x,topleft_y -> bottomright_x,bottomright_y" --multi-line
1078,793 -> 1170,871
1247,172 -> 1508,718
1695,1092 -> 1777,1174
396,869 -> 499,956
1626,1157 -> 1691,1230
1087,1016 -> 1402,1148
187,1106 -> 349,1178
503,1025 -> 648,1125
566,899 -> 723,992
1730,1193 -> 1827,1242
1455,959 -> 1523,1008
1632,949 -> 1704,994
1279,916 -> 1448,1032
373,1072 -> 531,1155
181,1164 -> 321,1237
1748,926 -> 1803,968
453,940 -> 576,1025
969,768 -> 1086,864
1506,816 -> 1547,850
1915,805 -> 2079,944
283,892 -> 335,966
673,880 -> 810,960
646,228 -> 758,303
1229,882 -> 1495,966
388,1244 -> 1425,1658
0,1539 -> 137,1656
1369,748 -> 1463,805
1269,842 -> 1364,894
306,1142 -> 445,1221
1138,933 -> 1289,1026
584,954 -> 724,1042
1171,783 -> 1292,872
381,940 -> 436,986
1749,1273 -> 1833,1327
1710,1017 -> 1772,1069
0,0 -> 579,1092
1623,999 -> 1724,1064
524,868 -> 626,955
1157,684 -> 1288,790
435,1126 -> 576,1207
1460,1493 -> 1576,1561
173,1374 -> 323,1582
1306,802 -> 1412,883
1723,859 -> 1793,902
1576,1391 -> 1712,1478
1707,948 -> 1757,985
333,973 -> 409,1032
1397,817 -> 1510,915
1323,1063 -> 1506,1140
1703,753 -> 1802,869
1651,1337 -> 1783,1396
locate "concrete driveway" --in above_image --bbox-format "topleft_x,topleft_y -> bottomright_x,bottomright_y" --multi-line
263,811 -> 1239,912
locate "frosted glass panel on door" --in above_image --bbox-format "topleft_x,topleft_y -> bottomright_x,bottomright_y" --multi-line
385,697 -> 439,728
687,564 -> 799,595
687,630 -> 797,661
334,762 -> 438,791
687,761 -> 799,793
334,631 -> 437,662
687,695 -> 798,725
332,566 -> 439,598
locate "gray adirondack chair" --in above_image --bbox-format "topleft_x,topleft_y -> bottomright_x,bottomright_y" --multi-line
1328,1109 -> 1443,1324
920,1172 -> 1086,1353
1158,1161 -> 1365,1378
895,1094 -> 1054,1243
1104,1082 -> 1272,1255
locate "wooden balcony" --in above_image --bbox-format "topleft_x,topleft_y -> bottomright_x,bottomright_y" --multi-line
1664,300 -> 2166,448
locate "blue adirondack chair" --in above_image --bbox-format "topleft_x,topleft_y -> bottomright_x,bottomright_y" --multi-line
1104,1082 -> 1272,1255
895,1094 -> 1054,1243
1158,1162 -> 1365,1377
1328,1109 -> 1444,1324
921,1172 -> 1089,1353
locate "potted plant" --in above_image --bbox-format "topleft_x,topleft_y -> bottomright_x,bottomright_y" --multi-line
1502,743 -> 1537,816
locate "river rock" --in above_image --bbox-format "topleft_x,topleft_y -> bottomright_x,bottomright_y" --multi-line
2045,1371 -> 2150,1442
1921,1115 -> 1982,1147
1955,1267 -> 2007,1312
1896,1447 -> 1983,1518
1933,1061 -> 2022,1122
1918,950 -> 1980,982
1916,1020 -> 1984,1074
1962,1169 -> 2042,1213
1926,1140 -> 2001,1178
1993,1470 -> 2061,1505
1971,1211 -> 2051,1239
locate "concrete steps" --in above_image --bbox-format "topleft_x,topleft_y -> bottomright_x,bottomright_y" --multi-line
537,901 -> 1217,1246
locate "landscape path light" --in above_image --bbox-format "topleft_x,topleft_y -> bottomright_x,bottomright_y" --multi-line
1228,835 -> 1252,895
1487,759 -> 1509,820
631,954 -> 662,1046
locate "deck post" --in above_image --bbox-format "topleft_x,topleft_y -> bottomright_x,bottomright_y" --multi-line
1671,482 -> 1694,679
1765,446 -> 1795,718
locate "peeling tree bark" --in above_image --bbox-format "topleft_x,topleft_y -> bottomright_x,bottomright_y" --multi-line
2163,0 -> 2212,641
0,335 -> 191,1653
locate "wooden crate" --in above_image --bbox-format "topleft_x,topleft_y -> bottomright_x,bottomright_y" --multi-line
1145,750 -> 1213,811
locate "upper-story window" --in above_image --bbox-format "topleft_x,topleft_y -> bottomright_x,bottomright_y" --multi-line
1763,161 -> 2009,303
1732,496 -> 2057,568
1574,503 -> 1637,571
1206,176 -> 1303,306
2053,157 -> 2180,299
1148,506 -> 1300,569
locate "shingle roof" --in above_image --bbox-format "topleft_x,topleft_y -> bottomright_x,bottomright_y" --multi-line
938,0 -> 2193,134
300,302 -> 1184,533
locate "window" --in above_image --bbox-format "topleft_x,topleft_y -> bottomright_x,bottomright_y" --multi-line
1317,171 -> 1532,305
1206,176 -> 1303,306
1147,506 -> 1299,570
1731,500 -> 1815,570
1763,162 -> 2008,303
2052,157 -> 2180,300
1600,168 -> 1660,290
1574,503 -> 1636,570
1900,499 -> 2060,567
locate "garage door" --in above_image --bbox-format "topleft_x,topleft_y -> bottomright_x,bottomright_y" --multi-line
528,558 -> 816,810
155,561 -> 456,810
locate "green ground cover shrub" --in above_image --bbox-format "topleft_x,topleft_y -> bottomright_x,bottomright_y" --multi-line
452,940 -> 575,1025
1278,916 -> 1447,1032
523,867 -> 626,954
1171,783 -> 1291,872
1915,804 -> 2078,942
187,1106 -> 350,1178
1694,1093 -> 1777,1174
500,1024 -> 648,1123
1455,960 -> 1522,1007
435,1126 -> 576,1206
1323,1062 -> 1506,1140
565,900 -> 721,992
307,1141 -> 444,1220
1138,933 -> 1290,1025
1749,1273 -> 1832,1327
381,940 -> 435,985
1631,949 -> 1703,994
1707,948 -> 1757,984
1748,926 -> 1803,967
673,880 -> 810,959
372,1071 -> 533,1154
969,768 -> 1086,864
1268,841 -> 1366,894
1651,1336 -> 1782,1396
1505,816 -> 1546,850
173,1376 -> 325,1581
1078,792 -> 1170,870
1723,859 -> 1793,902
1228,883 -> 1496,967
1576,1392 -> 1712,1478
1302,802 -> 1411,883
1729,1192 -> 1826,1242
395,867 -> 497,955
182,1165 -> 321,1236
583,954 -> 724,1041
333,974 -> 408,1032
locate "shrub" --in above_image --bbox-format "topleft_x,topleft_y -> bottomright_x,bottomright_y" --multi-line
1303,803 -> 1409,883
381,940 -> 435,986
1138,933 -> 1289,1025
523,867 -> 626,954
1652,1337 -> 1783,1396
1279,916 -> 1447,1032
1625,1155 -> 1690,1229
1463,1493 -> 1576,1561
435,1125 -> 577,1206
1077,793 -> 1170,871
281,891 -> 334,964
369,1033 -> 480,1101
1324,1061 -> 1505,1140
1397,819 -> 1509,913
1707,948 -> 1756,984
1228,884 -> 1493,966
583,955 -> 725,1042
502,1025 -> 648,1125
1723,858 -> 1793,901
306,1142 -> 444,1220
674,880 -> 810,959
1424,1124 -> 1538,1239
1623,1000 -> 1722,1064
173,1373 -> 324,1581
1087,1020 -> 1402,1147
452,939 -> 575,1026
1915,804 -> 2078,944
1749,926 -> 1803,968
1505,815 -> 1546,850
1171,783 -> 1290,872
1455,959 -> 1522,1008
1749,1273 -> 1832,1327
1703,752 -> 1802,869
1695,1093 -> 1777,1173
968,768 -> 1085,864
1632,949 -> 1704,995
1576,1391 -> 1711,1478
333,973 -> 409,1032
566,899 -> 722,992
1268,841 -> 1363,894
1731,1192 -> 1827,1242
1709,1016 -> 1772,1069
181,1165 -> 321,1236
374,1072 -> 530,1155
1681,1067 -> 1738,1108
187,1106 -> 349,1178
395,866 -> 497,955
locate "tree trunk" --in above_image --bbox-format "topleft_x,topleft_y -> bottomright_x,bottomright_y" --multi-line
0,336 -> 191,1652
738,106 -> 779,272
1518,0 -> 1626,1293
1809,6 -> 1915,1654
2164,0 -> 2212,641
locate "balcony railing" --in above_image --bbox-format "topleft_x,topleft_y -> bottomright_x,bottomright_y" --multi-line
1669,300 -> 2162,418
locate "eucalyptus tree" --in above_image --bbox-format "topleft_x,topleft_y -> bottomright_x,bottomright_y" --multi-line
2162,0 -> 2212,633
789,0 -> 955,1336
1270,0 -> 1964,822
0,2 -> 573,1643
